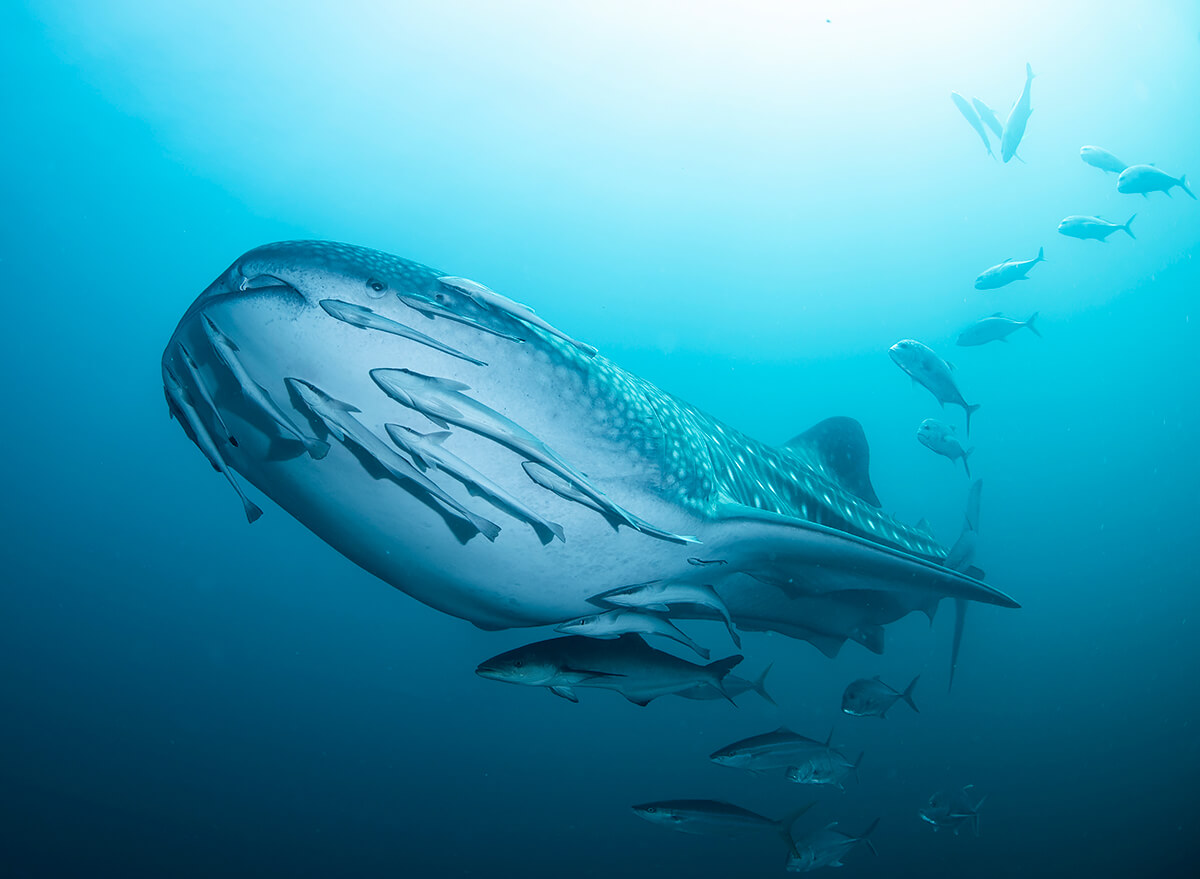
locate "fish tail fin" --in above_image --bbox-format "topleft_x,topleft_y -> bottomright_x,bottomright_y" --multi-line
1025,312 -> 1041,337
860,817 -> 881,856
1123,214 -> 1137,239
467,511 -> 502,543
964,403 -> 981,437
902,675 -> 920,713
242,495 -> 264,524
304,436 -> 331,460
706,654 -> 744,704
750,662 -> 776,705
962,448 -> 973,479
1179,174 -> 1196,199
779,803 -> 816,856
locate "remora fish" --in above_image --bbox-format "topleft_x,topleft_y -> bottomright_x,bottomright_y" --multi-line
592,580 -> 740,648
916,418 -> 973,477
920,786 -> 986,835
162,241 -> 1018,646
841,674 -> 920,718
973,247 -> 1045,289
1116,164 -> 1195,199
554,608 -> 710,659
1057,214 -> 1136,242
710,727 -> 834,773
889,340 -> 981,435
1080,145 -> 1127,174
950,92 -> 994,158
163,365 -> 262,524
285,379 -> 501,542
956,313 -> 1040,346
633,799 -> 812,846
383,423 -> 564,544
200,315 -> 330,460
474,634 -> 741,705
676,664 -> 775,705
1000,63 -> 1034,163
786,819 -> 879,872
971,97 -> 1004,138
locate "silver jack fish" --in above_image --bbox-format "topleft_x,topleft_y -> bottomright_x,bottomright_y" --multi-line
889,340 -> 981,435
956,312 -> 1040,347
1057,214 -> 1136,242
1116,164 -> 1195,199
786,818 -> 879,871
920,786 -> 986,835
1000,63 -> 1034,163
1080,145 -> 1128,175
973,247 -> 1045,289
161,242 -> 1018,655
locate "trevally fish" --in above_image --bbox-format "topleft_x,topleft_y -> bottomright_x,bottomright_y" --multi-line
710,727 -> 834,773
1116,164 -> 1195,199
956,312 -> 1040,347
916,418 -> 973,477
785,819 -> 879,872
920,786 -> 986,835
162,242 -> 1018,651
784,748 -> 863,790
554,608 -> 710,659
950,91 -> 994,159
889,340 -> 981,435
633,799 -> 812,847
1057,214 -> 1136,242
1080,145 -> 1128,174
971,97 -> 1004,139
474,633 -> 741,705
973,247 -> 1045,289
1000,63 -> 1034,163
841,674 -> 920,718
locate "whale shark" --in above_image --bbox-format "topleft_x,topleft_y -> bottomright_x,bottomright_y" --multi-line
161,241 -> 1018,655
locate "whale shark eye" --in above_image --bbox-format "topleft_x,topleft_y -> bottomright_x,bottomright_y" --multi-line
366,278 -> 388,296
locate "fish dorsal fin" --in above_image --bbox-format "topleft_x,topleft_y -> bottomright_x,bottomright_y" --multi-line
783,416 -> 881,507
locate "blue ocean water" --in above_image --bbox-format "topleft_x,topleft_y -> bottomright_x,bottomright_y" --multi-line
2,1 -> 1198,876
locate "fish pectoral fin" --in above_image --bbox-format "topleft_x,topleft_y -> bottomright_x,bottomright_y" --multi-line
549,686 -> 578,703
623,695 -> 653,707
562,666 -> 626,679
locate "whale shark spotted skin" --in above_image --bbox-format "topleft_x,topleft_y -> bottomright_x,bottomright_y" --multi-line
162,241 -> 1017,649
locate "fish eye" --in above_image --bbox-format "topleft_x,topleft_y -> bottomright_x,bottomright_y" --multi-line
646,807 -> 656,813
513,660 -> 523,669
367,278 -> 387,292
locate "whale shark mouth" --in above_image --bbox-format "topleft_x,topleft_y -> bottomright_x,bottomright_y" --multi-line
161,240 -> 1017,651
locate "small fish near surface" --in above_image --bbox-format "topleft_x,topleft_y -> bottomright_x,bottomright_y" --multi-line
1057,214 -> 1136,243
841,674 -> 920,718
785,818 -> 880,872
950,91 -> 994,159
916,418 -> 973,477
474,633 -> 742,705
920,785 -> 986,835
889,340 -> 981,435
956,312 -> 1040,347
1000,62 -> 1035,163
785,747 -> 864,790
1080,145 -> 1128,174
973,247 -> 1045,289
971,97 -> 1004,139
1116,164 -> 1195,199
633,799 -> 813,848
710,727 -> 835,774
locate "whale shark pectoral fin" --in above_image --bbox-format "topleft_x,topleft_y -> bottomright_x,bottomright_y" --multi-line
710,501 -> 1020,609
783,416 -> 881,507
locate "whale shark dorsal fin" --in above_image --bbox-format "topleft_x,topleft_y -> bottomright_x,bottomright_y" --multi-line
783,416 -> 881,507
